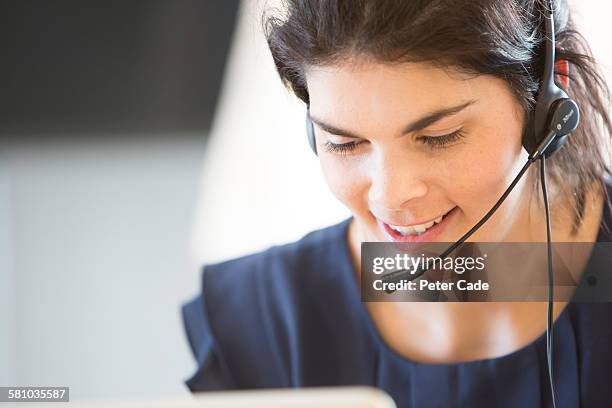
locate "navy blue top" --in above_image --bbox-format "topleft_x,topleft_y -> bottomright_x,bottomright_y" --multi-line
182,188 -> 612,407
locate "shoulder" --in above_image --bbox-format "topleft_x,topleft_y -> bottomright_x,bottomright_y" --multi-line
201,217 -> 352,297
181,217 -> 354,389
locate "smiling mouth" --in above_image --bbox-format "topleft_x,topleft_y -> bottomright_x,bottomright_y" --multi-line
380,207 -> 457,239
387,214 -> 446,236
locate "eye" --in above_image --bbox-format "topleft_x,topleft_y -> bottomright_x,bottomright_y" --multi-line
323,140 -> 363,155
322,129 -> 465,155
416,129 -> 465,149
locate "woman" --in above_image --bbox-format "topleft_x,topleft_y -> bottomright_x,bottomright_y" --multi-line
182,0 -> 612,406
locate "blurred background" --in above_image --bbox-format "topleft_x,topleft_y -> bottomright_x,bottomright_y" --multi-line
0,0 -> 610,402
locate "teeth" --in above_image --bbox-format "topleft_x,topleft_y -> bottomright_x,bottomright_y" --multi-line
389,213 -> 446,236
390,220 -> 436,236
390,225 -> 417,235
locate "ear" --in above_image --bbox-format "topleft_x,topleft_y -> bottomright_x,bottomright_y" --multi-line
554,59 -> 570,90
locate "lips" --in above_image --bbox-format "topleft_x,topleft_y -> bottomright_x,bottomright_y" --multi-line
378,206 -> 458,243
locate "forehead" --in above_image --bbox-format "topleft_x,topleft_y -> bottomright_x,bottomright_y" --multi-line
304,58 -> 498,123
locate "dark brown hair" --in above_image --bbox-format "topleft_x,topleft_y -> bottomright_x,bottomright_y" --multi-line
264,0 -> 612,236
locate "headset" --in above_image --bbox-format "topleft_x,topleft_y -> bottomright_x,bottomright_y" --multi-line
304,1 -> 579,407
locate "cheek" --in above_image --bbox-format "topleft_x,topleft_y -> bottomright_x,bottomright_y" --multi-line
448,127 -> 525,219
319,157 -> 369,213
453,150 -> 511,200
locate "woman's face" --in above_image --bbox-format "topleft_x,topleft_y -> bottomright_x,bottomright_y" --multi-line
305,57 -> 536,244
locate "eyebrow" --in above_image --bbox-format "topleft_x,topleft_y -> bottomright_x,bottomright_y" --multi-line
308,99 -> 477,139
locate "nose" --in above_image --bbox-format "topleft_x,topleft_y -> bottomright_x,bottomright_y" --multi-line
368,150 -> 428,213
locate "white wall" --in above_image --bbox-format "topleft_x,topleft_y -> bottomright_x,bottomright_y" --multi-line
572,0 -> 612,76
189,0 -> 351,267
0,136 -> 204,400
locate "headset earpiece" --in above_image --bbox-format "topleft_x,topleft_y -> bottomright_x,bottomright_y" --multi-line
523,0 -> 580,158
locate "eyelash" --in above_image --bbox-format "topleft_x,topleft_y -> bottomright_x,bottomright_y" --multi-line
418,130 -> 466,149
322,130 -> 466,155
